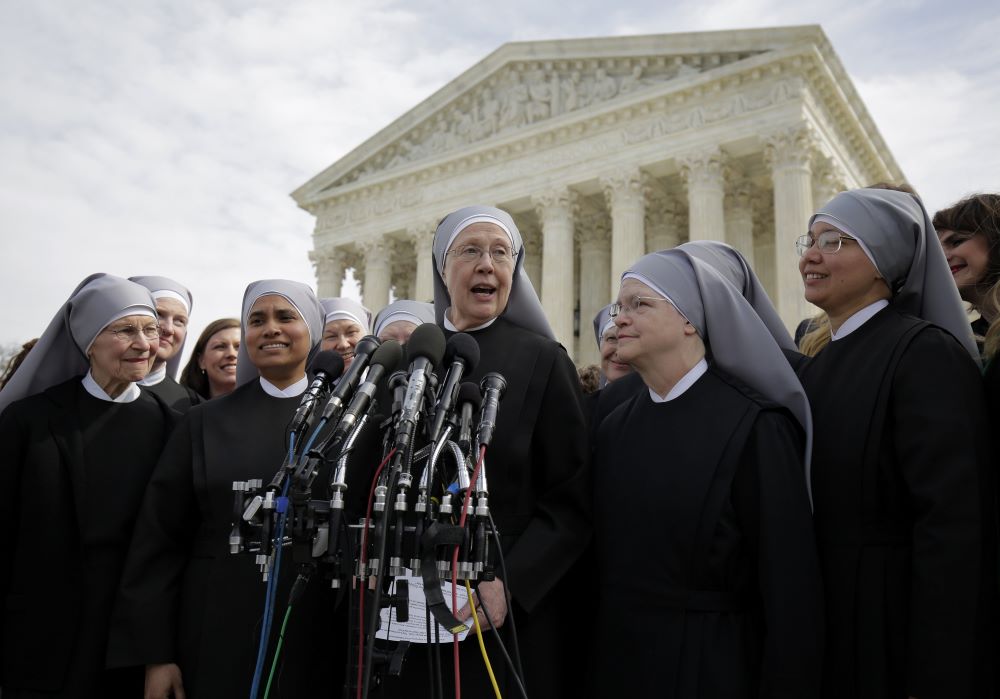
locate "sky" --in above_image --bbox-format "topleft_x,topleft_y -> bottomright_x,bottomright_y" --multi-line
1,0 -> 998,364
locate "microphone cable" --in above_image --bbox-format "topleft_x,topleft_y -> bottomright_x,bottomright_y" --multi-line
474,588 -> 529,699
464,580 -> 502,699
486,510 -> 527,697
262,569 -> 311,699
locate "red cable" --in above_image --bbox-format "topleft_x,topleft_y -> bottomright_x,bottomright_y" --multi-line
357,448 -> 396,699
451,444 -> 487,699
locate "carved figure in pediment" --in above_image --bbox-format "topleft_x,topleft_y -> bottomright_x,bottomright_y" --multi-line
592,68 -> 619,102
452,109 -> 474,143
618,65 -> 645,95
475,87 -> 500,139
561,71 -> 582,112
499,78 -> 529,130
525,70 -> 551,124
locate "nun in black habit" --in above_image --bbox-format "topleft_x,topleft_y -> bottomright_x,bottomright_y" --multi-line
108,280 -> 342,699
130,275 -> 202,412
592,250 -> 823,698
0,274 -> 176,698
795,188 -> 994,698
379,205 -> 590,698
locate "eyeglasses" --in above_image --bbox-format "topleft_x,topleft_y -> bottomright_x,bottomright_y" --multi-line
609,296 -> 671,318
795,231 -> 855,256
104,323 -> 161,342
446,244 -> 514,265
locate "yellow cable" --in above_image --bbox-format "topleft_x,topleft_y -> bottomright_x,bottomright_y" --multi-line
465,580 -> 502,699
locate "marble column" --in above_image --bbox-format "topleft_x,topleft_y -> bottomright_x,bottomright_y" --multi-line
360,237 -> 392,314
601,167 -> 646,293
309,247 -> 346,298
680,147 -> 727,242
752,192 -> 776,299
645,189 -> 682,253
521,225 -> 543,296
812,157 -> 845,211
724,181 -> 755,267
764,125 -> 815,328
577,218 -> 611,366
407,221 -> 437,302
533,187 -> 577,349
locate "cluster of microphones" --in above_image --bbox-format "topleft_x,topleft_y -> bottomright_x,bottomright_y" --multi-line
229,322 -> 506,600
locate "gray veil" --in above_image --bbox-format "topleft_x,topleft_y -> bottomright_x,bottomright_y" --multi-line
129,275 -> 194,379
0,273 -> 157,413
236,280 -> 325,387
592,304 -> 615,350
811,188 -> 978,360
432,205 -> 554,341
626,249 -> 814,502
320,297 -> 372,335
374,300 -> 435,337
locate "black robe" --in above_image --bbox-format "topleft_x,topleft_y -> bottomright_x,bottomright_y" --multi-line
141,374 -> 201,412
107,379 -> 342,698
376,317 -> 591,699
0,378 -> 174,698
591,367 -> 823,698
797,306 -> 993,699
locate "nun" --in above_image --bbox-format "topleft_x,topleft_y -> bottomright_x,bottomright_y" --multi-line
130,275 -> 201,411
594,304 -> 631,386
379,205 -> 590,698
373,299 -> 435,343
320,297 -> 372,370
592,250 -> 823,697
795,188 -> 994,698
0,274 -> 176,698
108,280 -> 341,699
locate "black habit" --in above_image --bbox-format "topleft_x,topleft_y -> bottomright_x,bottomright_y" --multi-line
107,379 -> 342,698
591,366 -> 823,698
797,306 -> 993,699
141,374 -> 201,412
0,378 -> 174,698
376,317 -> 591,699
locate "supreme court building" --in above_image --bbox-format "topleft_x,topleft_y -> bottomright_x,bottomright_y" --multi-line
293,25 -> 904,364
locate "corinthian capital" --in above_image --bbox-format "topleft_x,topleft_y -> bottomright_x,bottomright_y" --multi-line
762,124 -> 817,171
532,186 -> 578,221
678,146 -> 728,190
359,236 -> 392,262
600,166 -> 647,210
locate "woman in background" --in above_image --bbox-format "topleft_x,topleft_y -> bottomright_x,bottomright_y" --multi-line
180,318 -> 240,400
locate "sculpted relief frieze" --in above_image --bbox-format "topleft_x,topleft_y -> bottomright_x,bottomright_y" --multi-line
336,52 -> 764,187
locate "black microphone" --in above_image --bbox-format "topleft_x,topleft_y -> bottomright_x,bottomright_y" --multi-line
316,335 -> 381,424
287,350 -> 344,440
392,323 -> 447,457
427,333 -> 480,443
456,381 -> 483,454
326,340 -> 403,446
476,372 -> 507,449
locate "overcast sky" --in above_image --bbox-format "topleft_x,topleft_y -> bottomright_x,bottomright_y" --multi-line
2,0 -> 997,363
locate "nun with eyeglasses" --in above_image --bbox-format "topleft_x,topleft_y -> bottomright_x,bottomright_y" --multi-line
591,249 -> 823,698
0,274 -> 177,698
130,275 -> 201,412
109,280 -> 342,699
795,188 -> 994,698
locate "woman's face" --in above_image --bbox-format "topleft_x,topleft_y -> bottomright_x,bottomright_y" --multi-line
153,297 -> 188,365
443,223 -> 514,330
198,326 -> 240,397
613,278 -> 695,371
938,228 -> 992,302
599,328 -> 631,382
798,220 -> 888,317
88,314 -> 158,386
321,318 -> 364,370
378,320 -> 419,344
245,295 -> 310,379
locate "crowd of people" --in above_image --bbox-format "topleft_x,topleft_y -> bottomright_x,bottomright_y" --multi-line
0,189 -> 997,699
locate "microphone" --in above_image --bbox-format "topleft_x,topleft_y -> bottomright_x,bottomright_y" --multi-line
456,381 -> 483,455
325,340 -> 403,446
392,323 -> 447,458
287,350 -> 344,440
427,333 -> 480,443
476,372 -> 507,449
316,335 -> 380,425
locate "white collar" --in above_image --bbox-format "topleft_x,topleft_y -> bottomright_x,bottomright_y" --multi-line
259,375 -> 309,398
648,358 -> 708,403
443,309 -> 497,333
831,299 -> 890,341
82,370 -> 141,403
138,363 -> 167,386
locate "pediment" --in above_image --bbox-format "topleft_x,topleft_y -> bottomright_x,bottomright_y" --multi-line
293,27 -> 828,204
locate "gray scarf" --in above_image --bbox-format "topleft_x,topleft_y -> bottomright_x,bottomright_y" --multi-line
129,275 -> 194,379
320,297 -> 372,334
374,300 -> 435,337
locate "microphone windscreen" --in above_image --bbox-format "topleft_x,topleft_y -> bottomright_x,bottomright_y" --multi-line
309,350 -> 344,380
457,381 -> 483,411
444,332 -> 480,371
352,335 -> 381,359
405,323 -> 447,367
370,339 -> 404,372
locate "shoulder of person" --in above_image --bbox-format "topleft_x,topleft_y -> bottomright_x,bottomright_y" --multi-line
708,365 -> 780,413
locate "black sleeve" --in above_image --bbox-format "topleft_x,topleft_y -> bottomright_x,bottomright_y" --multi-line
503,348 -> 591,612
892,329 -> 989,696
107,413 -> 201,667
0,403 -> 27,662
733,409 -> 824,699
